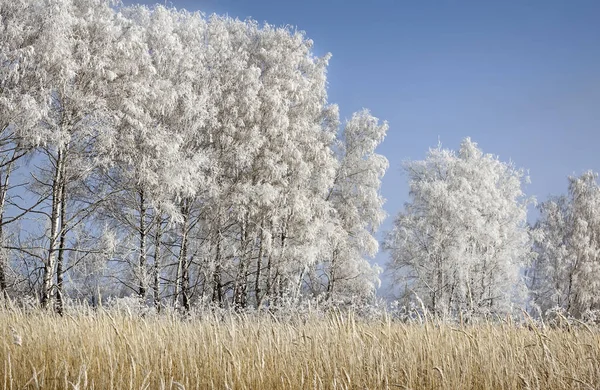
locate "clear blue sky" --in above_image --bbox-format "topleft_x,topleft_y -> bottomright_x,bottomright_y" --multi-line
125,0 -> 600,294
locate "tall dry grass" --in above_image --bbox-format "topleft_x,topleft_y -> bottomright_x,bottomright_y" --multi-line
1,308 -> 599,389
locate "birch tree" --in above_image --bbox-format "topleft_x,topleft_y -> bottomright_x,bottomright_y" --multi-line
313,110 -> 388,301
531,171 -> 600,318
386,138 -> 532,317
0,0 -> 40,299
26,0 -> 139,309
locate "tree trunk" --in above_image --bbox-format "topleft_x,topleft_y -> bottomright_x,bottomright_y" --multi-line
0,156 -> 15,302
273,230 -> 287,305
294,266 -> 306,303
435,255 -> 443,316
326,249 -> 337,301
566,268 -> 575,315
212,232 -> 223,305
153,220 -> 162,313
234,218 -> 250,308
176,201 -> 190,311
0,221 -> 7,302
258,252 -> 272,308
138,188 -> 147,299
55,177 -> 67,315
42,148 -> 65,309
467,272 -> 475,314
174,247 -> 183,309
182,259 -> 190,311
254,221 -> 265,308
478,258 -> 487,311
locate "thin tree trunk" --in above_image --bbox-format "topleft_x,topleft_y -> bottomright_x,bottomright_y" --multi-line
566,268 -> 575,315
254,221 -> 264,308
174,248 -> 182,309
42,148 -> 65,309
56,177 -> 67,315
176,201 -> 190,311
212,217 -> 224,305
272,230 -> 287,305
153,219 -> 162,313
258,252 -> 272,308
138,188 -> 147,299
294,266 -> 306,303
467,272 -> 475,314
212,234 -> 223,305
182,260 -> 190,311
234,218 -> 249,308
0,157 -> 16,301
479,258 -> 487,309
326,249 -> 337,301
0,222 -> 7,302
487,270 -> 494,309
435,255 -> 443,316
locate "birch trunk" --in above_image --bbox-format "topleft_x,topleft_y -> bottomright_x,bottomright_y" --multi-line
153,220 -> 162,312
41,148 -> 65,309
175,201 -> 190,311
138,188 -> 147,299
55,176 -> 67,315
0,155 -> 16,301
254,221 -> 265,308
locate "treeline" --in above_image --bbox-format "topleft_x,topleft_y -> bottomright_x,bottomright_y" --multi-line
1,0 -> 598,321
0,0 -> 388,313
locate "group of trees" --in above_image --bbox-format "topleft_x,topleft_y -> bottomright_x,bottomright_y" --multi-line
386,139 -> 600,320
1,0 -> 597,320
0,0 -> 388,312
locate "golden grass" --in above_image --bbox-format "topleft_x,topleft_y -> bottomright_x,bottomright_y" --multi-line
1,309 -> 599,389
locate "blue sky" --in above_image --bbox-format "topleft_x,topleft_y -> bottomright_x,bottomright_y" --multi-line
124,0 -> 600,294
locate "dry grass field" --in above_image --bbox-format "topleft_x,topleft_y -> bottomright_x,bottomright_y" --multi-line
1,308 -> 599,389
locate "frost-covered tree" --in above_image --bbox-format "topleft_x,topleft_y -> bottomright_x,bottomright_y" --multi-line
531,171 -> 600,318
242,23 -> 339,308
386,138 -> 532,317
310,110 -> 388,302
0,0 -> 46,299
22,0 -> 134,309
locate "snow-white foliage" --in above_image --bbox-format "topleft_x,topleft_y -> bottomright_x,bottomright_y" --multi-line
531,171 -> 600,318
0,0 -> 44,138
386,138 -> 533,317
311,110 -> 388,301
0,0 -> 389,310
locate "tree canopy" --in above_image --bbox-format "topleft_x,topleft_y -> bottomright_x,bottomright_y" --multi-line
0,0 -> 388,312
